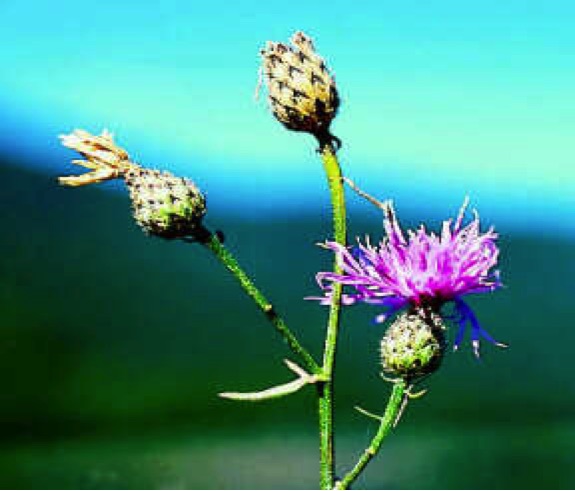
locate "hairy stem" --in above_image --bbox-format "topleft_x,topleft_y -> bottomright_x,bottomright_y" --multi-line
318,144 -> 348,489
336,381 -> 408,490
201,230 -> 321,375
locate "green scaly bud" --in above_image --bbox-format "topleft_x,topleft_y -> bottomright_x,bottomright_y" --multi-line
124,167 -> 206,240
380,311 -> 446,381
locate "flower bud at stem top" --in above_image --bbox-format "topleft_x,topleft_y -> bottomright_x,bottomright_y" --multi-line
260,31 -> 340,148
380,310 -> 446,381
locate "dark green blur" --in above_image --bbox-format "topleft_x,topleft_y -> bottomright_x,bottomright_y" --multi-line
0,160 -> 573,489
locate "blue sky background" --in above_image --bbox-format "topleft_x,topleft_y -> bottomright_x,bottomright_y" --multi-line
0,0 -> 573,236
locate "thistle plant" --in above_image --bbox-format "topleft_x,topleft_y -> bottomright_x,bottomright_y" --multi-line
57,31 -> 506,489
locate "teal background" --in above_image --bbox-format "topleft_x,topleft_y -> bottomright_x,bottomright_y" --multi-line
0,0 -> 574,488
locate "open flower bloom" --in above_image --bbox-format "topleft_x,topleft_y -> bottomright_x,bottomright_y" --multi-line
313,198 -> 506,356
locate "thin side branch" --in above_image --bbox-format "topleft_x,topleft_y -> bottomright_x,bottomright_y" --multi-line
336,381 -> 408,490
354,406 -> 383,422
343,177 -> 386,211
219,360 -> 322,402
201,232 -> 322,376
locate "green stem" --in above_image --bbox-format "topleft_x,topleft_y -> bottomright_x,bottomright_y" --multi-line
317,382 -> 334,489
201,231 -> 322,376
336,381 -> 408,490
318,144 -> 348,489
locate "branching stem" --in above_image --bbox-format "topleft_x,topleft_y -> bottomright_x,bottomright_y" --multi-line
336,381 -> 408,490
200,230 -> 322,376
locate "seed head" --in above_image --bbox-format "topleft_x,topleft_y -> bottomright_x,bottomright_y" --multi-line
59,129 -> 209,240
124,167 -> 206,239
260,31 -> 340,145
380,311 -> 446,381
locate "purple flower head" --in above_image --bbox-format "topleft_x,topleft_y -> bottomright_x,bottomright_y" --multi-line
312,198 -> 506,356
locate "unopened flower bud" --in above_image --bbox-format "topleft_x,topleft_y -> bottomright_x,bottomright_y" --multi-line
124,167 -> 207,239
59,129 -> 134,187
380,311 -> 446,381
260,31 -> 340,145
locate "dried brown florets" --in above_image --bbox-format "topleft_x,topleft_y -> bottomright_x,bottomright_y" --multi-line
58,129 -> 135,187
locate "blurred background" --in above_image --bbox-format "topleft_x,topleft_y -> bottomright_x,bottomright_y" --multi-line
0,0 -> 574,488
